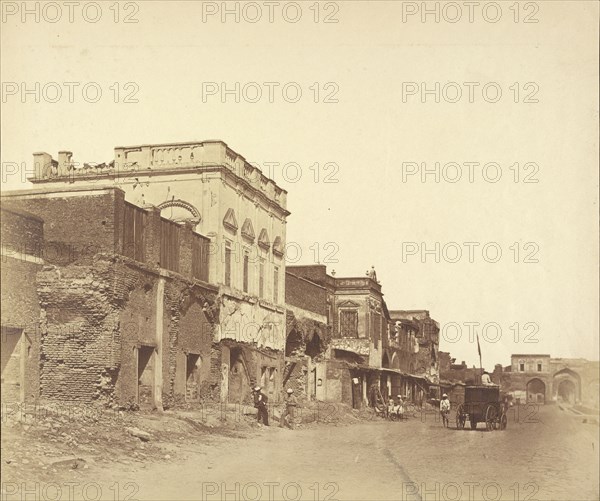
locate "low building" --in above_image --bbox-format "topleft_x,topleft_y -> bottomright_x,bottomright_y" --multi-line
497,355 -> 599,407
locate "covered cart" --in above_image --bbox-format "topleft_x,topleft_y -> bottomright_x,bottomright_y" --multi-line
456,385 -> 507,431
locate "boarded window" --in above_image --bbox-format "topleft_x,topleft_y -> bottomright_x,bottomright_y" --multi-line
273,266 -> 279,303
243,253 -> 249,293
160,219 -> 180,272
192,233 -> 209,281
259,258 -> 265,297
224,241 -> 232,286
340,310 -> 359,338
372,313 -> 381,344
123,202 -> 146,261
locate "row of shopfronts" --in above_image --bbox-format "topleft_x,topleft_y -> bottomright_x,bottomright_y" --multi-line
283,265 -> 441,410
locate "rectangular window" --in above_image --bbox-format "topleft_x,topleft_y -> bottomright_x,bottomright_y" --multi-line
243,253 -> 249,293
519,363 -> 525,372
340,310 -> 359,338
537,363 -> 542,372
224,241 -> 232,286
259,258 -> 265,298
273,266 -> 279,303
260,366 -> 268,388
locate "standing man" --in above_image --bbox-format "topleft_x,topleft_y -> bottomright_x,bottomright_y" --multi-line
280,388 -> 298,429
440,393 -> 451,428
253,386 -> 269,426
397,395 -> 405,420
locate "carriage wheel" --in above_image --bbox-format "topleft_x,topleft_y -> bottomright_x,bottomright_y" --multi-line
485,405 -> 498,431
456,404 -> 465,429
500,411 -> 507,430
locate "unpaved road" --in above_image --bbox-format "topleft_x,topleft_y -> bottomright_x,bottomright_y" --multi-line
2,405 -> 598,501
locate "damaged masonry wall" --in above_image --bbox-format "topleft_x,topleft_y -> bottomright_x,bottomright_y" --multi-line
2,187 -> 222,407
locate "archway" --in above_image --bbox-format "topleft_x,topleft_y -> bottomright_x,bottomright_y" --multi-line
305,331 -> 322,359
382,351 -> 390,369
285,330 -> 303,357
557,379 -> 576,404
391,352 -> 400,369
157,199 -> 201,226
553,368 -> 581,404
526,378 -> 546,404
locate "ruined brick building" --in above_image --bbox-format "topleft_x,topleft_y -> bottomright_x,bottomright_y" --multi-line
1,141 -> 289,408
2,140 -> 447,411
2,186 -> 217,408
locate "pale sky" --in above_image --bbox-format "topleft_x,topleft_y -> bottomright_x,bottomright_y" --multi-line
2,1 -> 598,369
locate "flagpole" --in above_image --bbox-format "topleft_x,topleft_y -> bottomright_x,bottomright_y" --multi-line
477,334 -> 483,385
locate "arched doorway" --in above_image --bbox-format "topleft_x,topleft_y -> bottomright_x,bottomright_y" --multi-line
553,368 -> 581,404
526,378 -> 546,404
557,379 -> 576,404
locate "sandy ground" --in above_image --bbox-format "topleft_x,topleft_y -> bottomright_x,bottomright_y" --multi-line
1,404 -> 598,501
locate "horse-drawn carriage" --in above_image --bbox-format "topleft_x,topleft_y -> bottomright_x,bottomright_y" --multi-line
456,385 -> 507,431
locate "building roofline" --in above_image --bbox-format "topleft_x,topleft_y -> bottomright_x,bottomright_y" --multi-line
285,271 -> 328,291
512,354 -> 551,357
113,139 -> 289,195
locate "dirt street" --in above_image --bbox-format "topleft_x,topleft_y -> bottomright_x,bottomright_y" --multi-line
2,405 -> 598,501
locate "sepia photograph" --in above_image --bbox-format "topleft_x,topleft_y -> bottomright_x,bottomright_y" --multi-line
1,1 -> 599,500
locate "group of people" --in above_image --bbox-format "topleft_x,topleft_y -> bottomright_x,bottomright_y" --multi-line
387,395 -> 406,419
252,385 -> 298,429
252,385 -> 454,429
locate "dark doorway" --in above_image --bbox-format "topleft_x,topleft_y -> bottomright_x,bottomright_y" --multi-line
305,332 -> 321,358
186,354 -> 201,401
351,372 -> 363,409
285,330 -> 303,357
137,346 -> 154,408
228,348 -> 250,404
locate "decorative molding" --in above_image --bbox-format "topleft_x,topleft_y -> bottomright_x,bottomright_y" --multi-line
241,218 -> 255,242
223,208 -> 238,233
258,228 -> 270,251
272,236 -> 284,257
338,300 -> 360,308
156,199 -> 201,224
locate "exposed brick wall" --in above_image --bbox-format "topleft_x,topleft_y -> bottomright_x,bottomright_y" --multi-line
1,207 -> 44,257
33,252 -> 220,406
286,265 -> 331,288
2,190 -> 121,265
36,259 -> 120,403
285,272 -> 327,317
